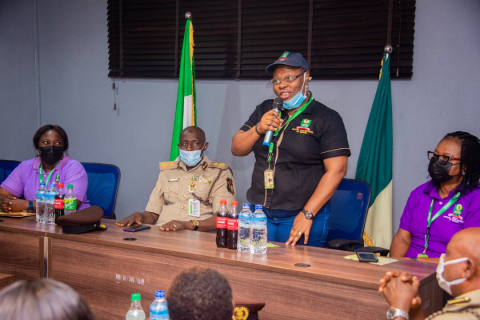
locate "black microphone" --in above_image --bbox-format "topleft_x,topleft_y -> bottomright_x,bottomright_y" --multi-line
263,97 -> 284,146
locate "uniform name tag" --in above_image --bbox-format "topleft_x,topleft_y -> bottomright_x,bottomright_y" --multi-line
189,199 -> 201,217
264,169 -> 274,190
168,178 -> 179,182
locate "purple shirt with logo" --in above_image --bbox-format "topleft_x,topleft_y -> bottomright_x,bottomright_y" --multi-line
400,181 -> 480,258
1,156 -> 90,211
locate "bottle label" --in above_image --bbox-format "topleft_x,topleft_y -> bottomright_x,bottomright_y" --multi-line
227,218 -> 238,230
54,199 -> 64,209
64,199 -> 76,210
216,216 -> 228,229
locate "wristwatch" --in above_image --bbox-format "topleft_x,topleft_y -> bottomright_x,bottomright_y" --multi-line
27,201 -> 34,213
191,220 -> 199,230
386,307 -> 409,320
302,209 -> 314,220
410,257 -> 419,261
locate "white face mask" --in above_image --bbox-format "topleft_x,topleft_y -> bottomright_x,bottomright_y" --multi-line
436,253 -> 469,296
179,144 -> 205,167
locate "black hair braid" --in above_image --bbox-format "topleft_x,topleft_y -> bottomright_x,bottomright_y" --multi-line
444,131 -> 480,193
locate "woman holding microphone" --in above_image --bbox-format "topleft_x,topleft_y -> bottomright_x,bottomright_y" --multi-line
232,51 -> 350,247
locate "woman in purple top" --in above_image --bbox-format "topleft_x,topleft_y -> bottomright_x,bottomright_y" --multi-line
0,125 -> 90,212
390,131 -> 480,263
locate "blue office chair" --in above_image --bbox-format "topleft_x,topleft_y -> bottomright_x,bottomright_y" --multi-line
0,160 -> 21,185
326,178 -> 371,251
81,163 -> 120,219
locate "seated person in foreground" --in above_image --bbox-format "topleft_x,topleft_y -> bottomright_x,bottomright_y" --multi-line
0,278 -> 95,320
379,228 -> 480,320
390,131 -> 480,263
116,126 -> 236,232
167,267 -> 233,320
0,124 -> 90,213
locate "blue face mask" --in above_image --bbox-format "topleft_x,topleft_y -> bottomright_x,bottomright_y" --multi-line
179,145 -> 204,167
282,73 -> 307,110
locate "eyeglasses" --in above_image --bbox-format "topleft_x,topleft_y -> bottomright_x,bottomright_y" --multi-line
271,72 -> 305,85
427,151 -> 461,165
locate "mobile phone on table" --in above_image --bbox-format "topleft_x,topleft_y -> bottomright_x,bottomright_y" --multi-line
123,225 -> 151,232
356,252 -> 378,263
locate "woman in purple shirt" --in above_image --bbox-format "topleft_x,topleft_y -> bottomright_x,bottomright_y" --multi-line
390,131 -> 480,263
0,125 -> 90,212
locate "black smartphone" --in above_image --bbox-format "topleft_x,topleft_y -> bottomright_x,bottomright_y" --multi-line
356,252 -> 378,263
123,225 -> 151,232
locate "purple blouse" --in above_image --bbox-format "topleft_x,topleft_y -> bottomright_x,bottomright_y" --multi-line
1,156 -> 90,211
400,181 -> 480,258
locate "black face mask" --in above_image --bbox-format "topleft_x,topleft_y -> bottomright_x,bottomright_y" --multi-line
428,158 -> 454,184
38,146 -> 64,166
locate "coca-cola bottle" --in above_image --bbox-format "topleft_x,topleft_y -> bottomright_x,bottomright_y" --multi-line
227,201 -> 239,250
215,200 -> 229,248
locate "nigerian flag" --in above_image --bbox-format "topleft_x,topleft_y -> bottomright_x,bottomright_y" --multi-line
170,17 -> 196,161
355,52 -> 393,249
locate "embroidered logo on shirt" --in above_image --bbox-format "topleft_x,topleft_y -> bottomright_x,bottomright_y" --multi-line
293,118 -> 313,134
453,204 -> 463,215
445,213 -> 464,224
292,127 -> 313,134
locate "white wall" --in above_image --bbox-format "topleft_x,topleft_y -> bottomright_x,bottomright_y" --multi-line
1,0 -> 479,237
0,0 -> 39,160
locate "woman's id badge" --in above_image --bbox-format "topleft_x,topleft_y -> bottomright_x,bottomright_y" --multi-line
264,169 -> 274,189
189,199 -> 201,217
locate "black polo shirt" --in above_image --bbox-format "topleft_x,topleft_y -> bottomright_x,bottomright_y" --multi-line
240,96 -> 351,210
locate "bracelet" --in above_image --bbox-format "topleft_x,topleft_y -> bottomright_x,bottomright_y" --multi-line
254,123 -> 262,136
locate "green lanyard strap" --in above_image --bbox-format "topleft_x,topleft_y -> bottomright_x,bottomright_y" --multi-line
39,162 -> 60,187
422,191 -> 461,254
267,93 -> 314,168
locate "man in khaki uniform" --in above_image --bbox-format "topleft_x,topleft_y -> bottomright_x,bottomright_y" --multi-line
379,228 -> 480,320
116,126 -> 235,232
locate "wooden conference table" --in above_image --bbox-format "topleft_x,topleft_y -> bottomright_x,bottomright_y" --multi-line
0,217 -> 442,320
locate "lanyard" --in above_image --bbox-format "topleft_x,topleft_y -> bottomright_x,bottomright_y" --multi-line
267,94 -> 314,167
422,191 -> 461,254
39,163 -> 60,187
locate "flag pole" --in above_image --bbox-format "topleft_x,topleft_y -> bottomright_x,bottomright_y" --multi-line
384,44 -> 392,61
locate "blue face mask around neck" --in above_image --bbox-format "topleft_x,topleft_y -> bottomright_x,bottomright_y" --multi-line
282,73 -> 307,110
179,145 -> 204,167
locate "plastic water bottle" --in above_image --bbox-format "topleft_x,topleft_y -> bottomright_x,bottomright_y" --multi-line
250,204 -> 267,254
237,203 -> 252,252
54,183 -> 65,222
126,293 -> 146,320
35,183 -> 46,224
149,290 -> 169,320
216,199 -> 229,248
45,184 -> 57,225
64,184 -> 76,215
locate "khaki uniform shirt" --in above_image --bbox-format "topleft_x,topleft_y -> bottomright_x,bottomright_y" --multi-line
427,289 -> 480,320
145,155 -> 236,226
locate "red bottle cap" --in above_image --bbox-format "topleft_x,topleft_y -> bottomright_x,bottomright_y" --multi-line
231,201 -> 238,206
220,200 -> 227,204
57,184 -> 64,188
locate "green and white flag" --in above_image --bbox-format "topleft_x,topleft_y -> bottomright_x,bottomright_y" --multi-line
355,52 -> 393,249
170,18 -> 196,161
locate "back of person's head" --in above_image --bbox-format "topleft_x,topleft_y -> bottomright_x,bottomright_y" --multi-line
0,279 -> 95,320
167,267 -> 232,320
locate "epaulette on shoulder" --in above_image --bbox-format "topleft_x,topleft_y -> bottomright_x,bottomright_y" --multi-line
159,161 -> 179,171
208,161 -> 230,170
